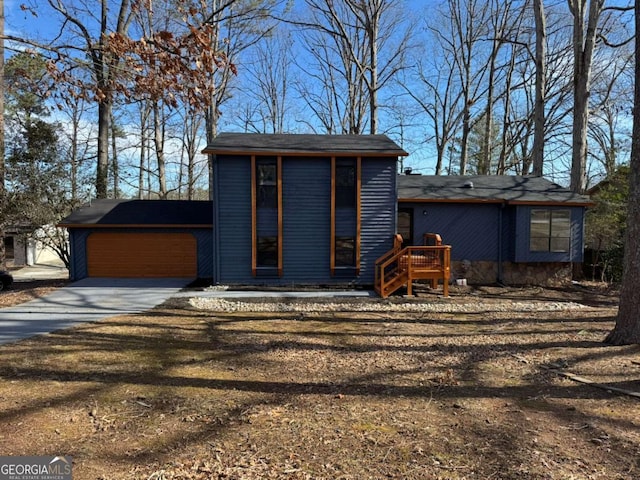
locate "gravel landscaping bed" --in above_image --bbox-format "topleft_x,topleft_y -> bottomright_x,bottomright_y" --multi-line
189,296 -> 589,313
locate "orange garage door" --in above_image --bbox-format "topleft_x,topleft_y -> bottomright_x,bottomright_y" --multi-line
87,232 -> 197,277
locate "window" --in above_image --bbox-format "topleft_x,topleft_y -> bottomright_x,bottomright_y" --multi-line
257,236 -> 278,267
252,156 -> 282,276
335,236 -> 355,267
257,160 -> 277,208
331,157 -> 360,276
4,237 -> 14,261
335,163 -> 356,207
530,209 -> 571,252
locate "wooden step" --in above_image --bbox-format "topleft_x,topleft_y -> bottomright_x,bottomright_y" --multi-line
380,271 -> 408,298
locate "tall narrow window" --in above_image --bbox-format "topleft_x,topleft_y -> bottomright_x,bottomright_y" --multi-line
257,159 -> 277,208
331,157 -> 360,275
252,156 -> 282,276
335,163 -> 356,207
257,236 -> 278,267
530,209 -> 571,252
335,236 -> 355,267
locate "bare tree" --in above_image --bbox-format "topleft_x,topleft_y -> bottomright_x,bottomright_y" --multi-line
236,29 -> 294,133
402,53 -> 464,174
0,0 -> 5,267
201,0 -> 284,197
532,0 -> 546,177
295,0 -> 411,134
46,0 -> 137,199
604,0 -> 640,346
60,91 -> 94,203
296,0 -> 373,134
588,48 -> 633,179
568,0 -> 604,193
476,0 -> 526,175
438,0 -> 492,174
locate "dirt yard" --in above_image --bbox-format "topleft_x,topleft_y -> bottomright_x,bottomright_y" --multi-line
0,282 -> 639,479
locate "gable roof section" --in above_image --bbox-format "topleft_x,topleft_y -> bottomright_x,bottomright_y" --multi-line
398,175 -> 592,206
202,133 -> 408,157
59,199 -> 213,228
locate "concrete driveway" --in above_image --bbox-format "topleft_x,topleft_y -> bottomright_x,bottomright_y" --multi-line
0,278 -> 191,345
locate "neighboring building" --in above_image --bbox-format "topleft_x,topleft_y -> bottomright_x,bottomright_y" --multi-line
397,174 -> 592,285
4,226 -> 62,268
60,134 -> 592,289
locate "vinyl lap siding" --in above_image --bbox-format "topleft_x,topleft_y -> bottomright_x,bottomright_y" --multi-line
216,156 -> 253,283
409,203 -> 501,261
215,155 -> 397,286
69,229 -> 90,280
281,157 -> 332,283
193,230 -> 213,278
217,156 -> 334,284
360,159 -> 397,283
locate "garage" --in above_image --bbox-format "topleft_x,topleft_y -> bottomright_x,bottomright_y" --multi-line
87,232 -> 197,278
60,199 -> 213,281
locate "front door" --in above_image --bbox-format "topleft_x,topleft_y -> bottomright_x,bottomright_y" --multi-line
397,208 -> 413,248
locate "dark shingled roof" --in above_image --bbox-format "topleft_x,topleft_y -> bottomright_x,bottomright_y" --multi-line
202,133 -> 408,157
398,175 -> 592,205
59,199 -> 213,226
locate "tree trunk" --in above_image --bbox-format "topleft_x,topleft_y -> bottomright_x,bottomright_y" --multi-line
497,43 -> 516,175
532,0 -> 546,177
69,102 -> 80,202
571,75 -> 589,192
480,34 -> 500,175
138,102 -> 150,200
0,0 -> 5,268
96,100 -> 110,199
111,111 -> 119,198
605,0 -> 640,345
206,104 -> 217,200
153,102 -> 167,199
460,106 -> 471,175
569,0 -> 603,193
369,5 -> 379,134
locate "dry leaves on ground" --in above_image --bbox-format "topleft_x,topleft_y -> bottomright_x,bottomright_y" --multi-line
0,283 -> 638,479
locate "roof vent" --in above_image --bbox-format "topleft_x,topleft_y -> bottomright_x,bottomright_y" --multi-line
404,167 -> 413,175
463,180 -> 474,189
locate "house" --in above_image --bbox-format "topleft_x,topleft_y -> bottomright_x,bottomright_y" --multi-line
4,225 -> 63,268
60,133 -> 591,291
203,133 -> 407,286
397,174 -> 592,285
59,200 -> 213,280
61,134 -> 408,286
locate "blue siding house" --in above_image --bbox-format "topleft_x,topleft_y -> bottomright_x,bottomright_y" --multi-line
60,134 -> 592,290
204,133 -> 406,286
397,174 -> 591,285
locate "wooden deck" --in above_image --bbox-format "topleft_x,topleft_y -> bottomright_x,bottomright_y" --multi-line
374,234 -> 451,298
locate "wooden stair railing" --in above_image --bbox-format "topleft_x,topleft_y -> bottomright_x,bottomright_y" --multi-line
375,234 -> 451,298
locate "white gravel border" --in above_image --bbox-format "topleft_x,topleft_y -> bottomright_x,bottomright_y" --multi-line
189,297 -> 588,313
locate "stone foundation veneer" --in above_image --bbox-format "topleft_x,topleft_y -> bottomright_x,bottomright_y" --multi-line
451,261 -> 572,286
